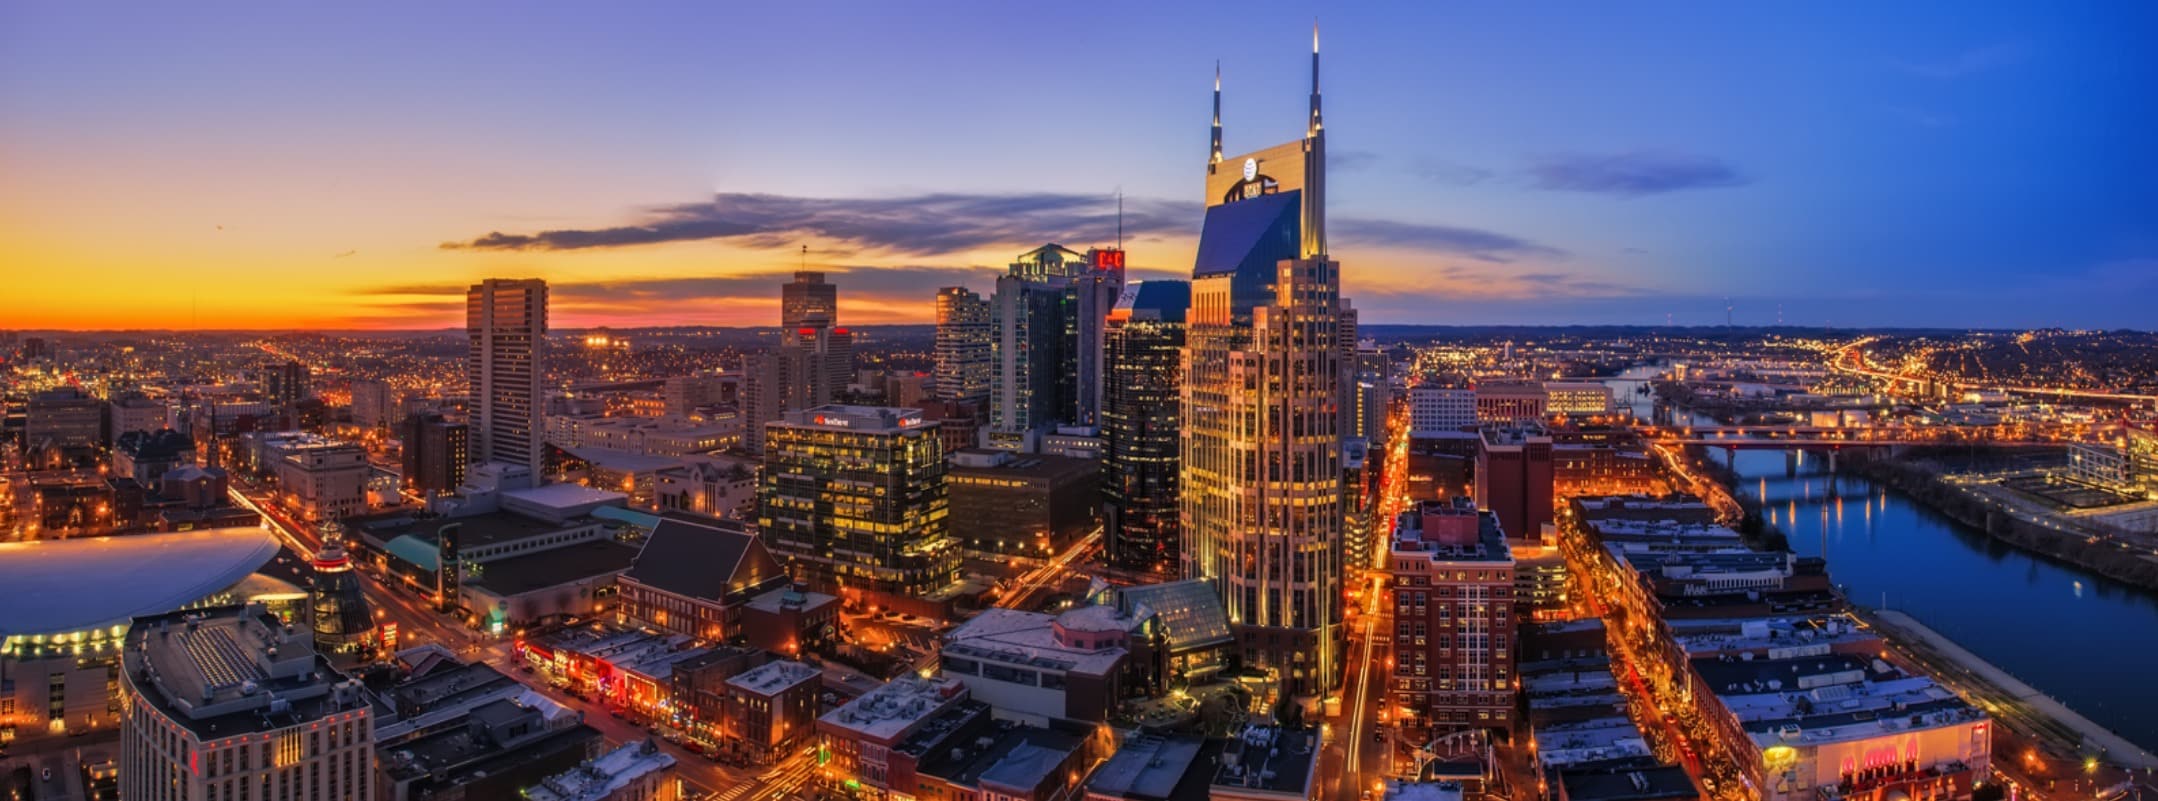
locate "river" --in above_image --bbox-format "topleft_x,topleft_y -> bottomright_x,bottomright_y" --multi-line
1728,449 -> 2158,753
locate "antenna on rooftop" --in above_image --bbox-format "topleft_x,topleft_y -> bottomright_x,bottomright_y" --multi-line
1117,189 -> 1124,251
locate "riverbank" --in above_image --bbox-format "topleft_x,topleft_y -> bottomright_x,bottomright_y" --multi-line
1850,457 -> 2158,592
1861,608 -> 2158,770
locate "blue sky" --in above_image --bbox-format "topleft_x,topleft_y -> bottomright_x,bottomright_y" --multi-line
4,2 -> 2153,329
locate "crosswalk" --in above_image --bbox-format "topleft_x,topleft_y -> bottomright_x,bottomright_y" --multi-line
701,754 -> 817,801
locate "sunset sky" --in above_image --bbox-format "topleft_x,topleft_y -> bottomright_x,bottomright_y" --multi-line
4,3 -> 2153,330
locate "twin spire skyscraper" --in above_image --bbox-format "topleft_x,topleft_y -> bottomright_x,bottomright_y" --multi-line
1180,30 -> 1350,697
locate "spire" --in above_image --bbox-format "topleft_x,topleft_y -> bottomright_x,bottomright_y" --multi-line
1309,22 -> 1323,135
1210,60 -> 1224,164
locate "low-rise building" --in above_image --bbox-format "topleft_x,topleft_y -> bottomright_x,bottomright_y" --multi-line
721,660 -> 822,765
1208,725 -> 1320,801
939,607 -> 1128,725
1688,653 -> 1989,801
816,675 -> 972,799
113,428 -> 194,485
523,740 -> 679,801
614,516 -> 792,642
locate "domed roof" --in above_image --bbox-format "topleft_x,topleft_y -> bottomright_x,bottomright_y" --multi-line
0,527 -> 280,638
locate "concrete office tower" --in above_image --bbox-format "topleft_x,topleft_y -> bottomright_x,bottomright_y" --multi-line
934,287 -> 992,404
467,278 -> 548,479
1102,280 -> 1190,572
1179,39 -> 1347,696
744,273 -> 852,454
784,271 -> 853,403
757,405 -> 957,610
120,604 -> 375,801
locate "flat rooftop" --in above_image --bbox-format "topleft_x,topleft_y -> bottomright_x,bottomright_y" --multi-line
1551,763 -> 1697,801
1693,653 -> 1983,747
921,722 -> 1085,792
124,605 -> 365,739
943,607 -> 1128,676
726,660 -> 821,696
820,675 -> 968,743
347,509 -> 590,550
1087,735 -> 1209,801
1210,726 -> 1317,798
525,740 -> 677,801
1668,614 -> 1878,656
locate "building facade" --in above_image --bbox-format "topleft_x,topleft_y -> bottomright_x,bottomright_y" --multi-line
119,605 -> 375,801
1102,280 -> 1189,572
947,449 -> 1100,560
934,286 -> 992,405
401,412 -> 470,495
757,405 -> 957,610
1409,386 -> 1476,436
1386,499 -> 1516,735
468,278 -> 549,478
1180,46 -> 1346,695
1476,426 -> 1554,545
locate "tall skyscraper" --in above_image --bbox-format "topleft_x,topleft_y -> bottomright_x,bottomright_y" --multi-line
1180,38 -> 1348,695
745,272 -> 852,454
933,286 -> 991,404
1070,247 -> 1126,428
1102,280 -> 1190,572
987,244 -> 1123,450
757,405 -> 957,608
466,278 -> 547,479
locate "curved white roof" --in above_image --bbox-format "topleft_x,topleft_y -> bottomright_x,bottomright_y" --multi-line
0,527 -> 282,637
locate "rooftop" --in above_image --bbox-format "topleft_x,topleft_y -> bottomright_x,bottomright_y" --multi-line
524,740 -> 676,801
465,539 -> 638,597
1668,614 -> 1877,657
778,404 -> 933,434
820,675 -> 968,743
1087,735 -> 1209,801
725,659 -> 821,696
920,720 -> 1086,793
123,604 -> 367,739
347,509 -> 584,552
621,516 -> 772,602
501,482 -> 630,511
0,527 -> 279,638
1210,725 -> 1318,798
942,607 -> 1127,677
1550,763 -> 1698,801
1393,500 -> 1512,563
1114,580 -> 1234,652
1692,653 -> 1984,747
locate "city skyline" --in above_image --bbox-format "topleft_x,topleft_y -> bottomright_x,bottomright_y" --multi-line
6,3 -> 2154,331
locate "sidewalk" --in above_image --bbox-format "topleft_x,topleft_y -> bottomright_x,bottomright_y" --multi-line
1874,609 -> 2158,770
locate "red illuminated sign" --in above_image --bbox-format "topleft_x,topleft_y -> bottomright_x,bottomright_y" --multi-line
1093,249 -> 1126,269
